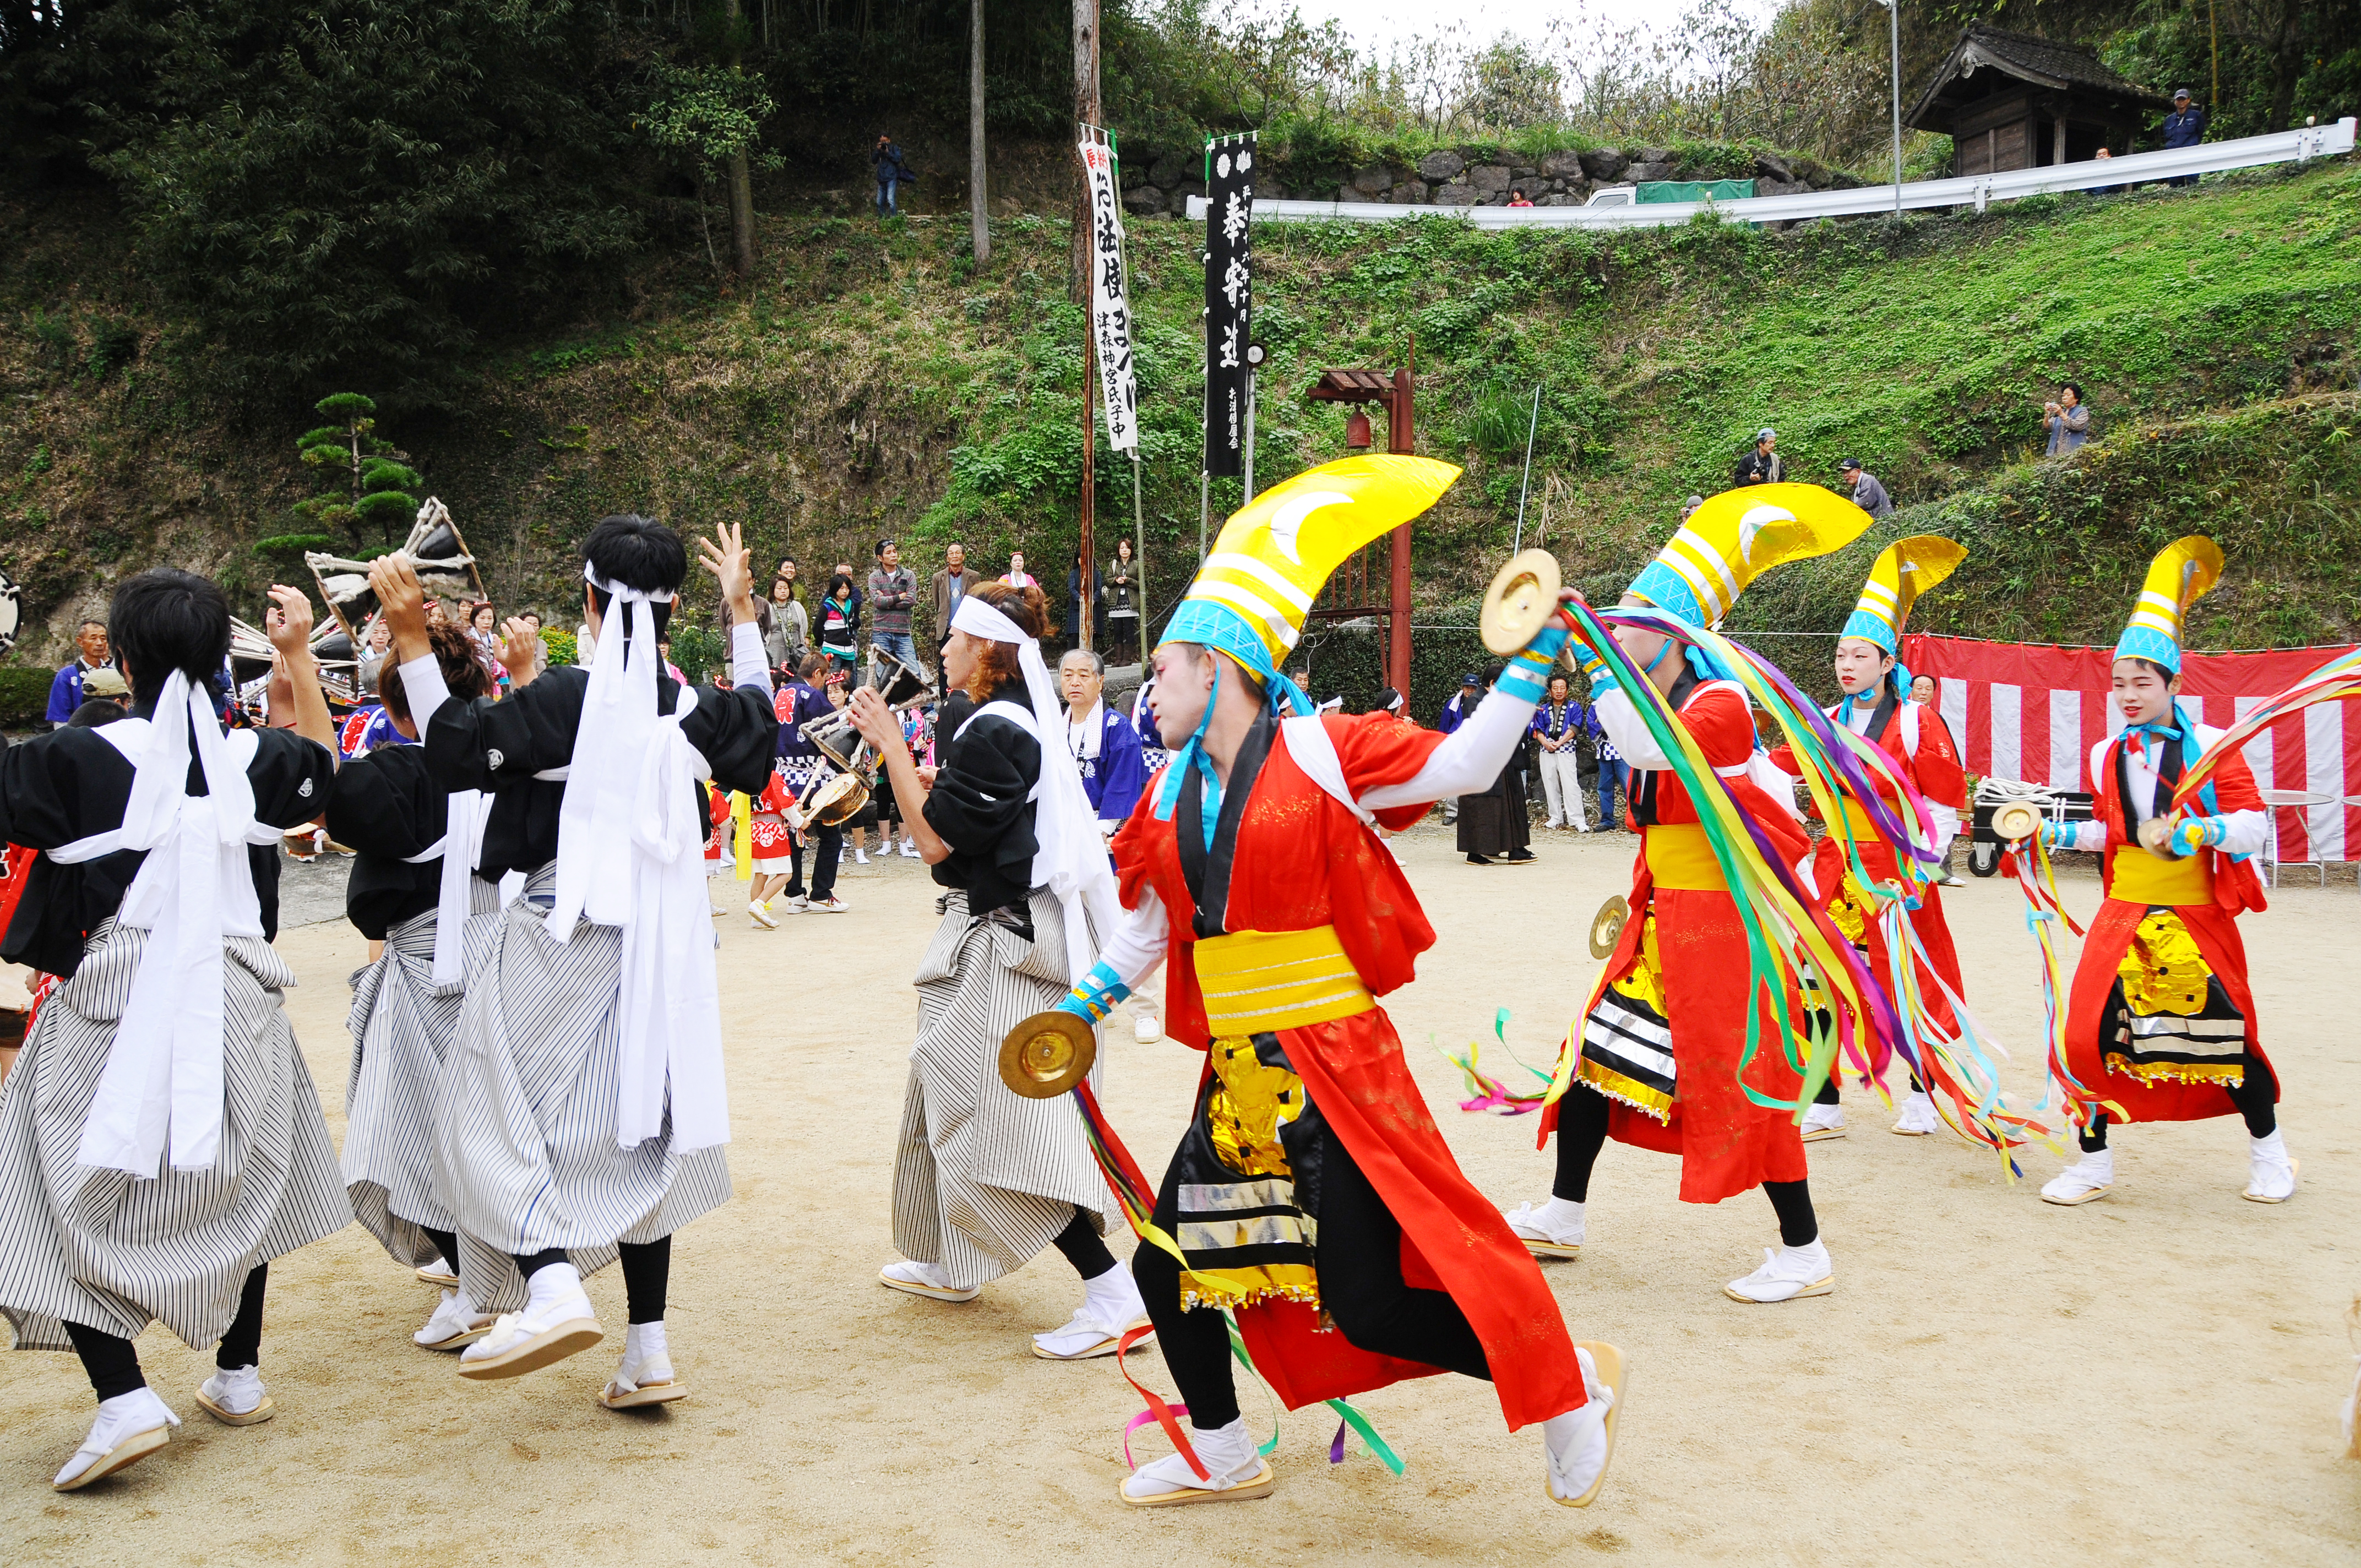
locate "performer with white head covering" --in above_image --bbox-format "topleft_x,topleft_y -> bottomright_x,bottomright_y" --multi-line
371,515 -> 778,1407
0,570 -> 348,1491
323,618 -> 516,1350
845,579 -> 1147,1360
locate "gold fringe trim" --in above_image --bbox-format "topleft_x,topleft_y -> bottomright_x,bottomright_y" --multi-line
1178,1262 -> 1321,1315
2104,1053 -> 2246,1088
1577,1059 -> 1673,1123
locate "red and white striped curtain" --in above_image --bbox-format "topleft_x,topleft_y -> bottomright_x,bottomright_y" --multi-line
1901,633 -> 2361,862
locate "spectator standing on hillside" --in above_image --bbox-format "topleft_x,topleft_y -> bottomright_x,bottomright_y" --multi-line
2161,90 -> 2205,186
831,560 -> 864,625
1000,551 -> 1037,590
1680,494 -> 1705,525
1104,538 -> 1142,664
929,542 -> 975,657
874,134 -> 913,217
43,619 -> 111,727
2044,384 -> 2091,456
1838,459 -> 1893,519
868,538 -> 920,682
1733,428 -> 1782,487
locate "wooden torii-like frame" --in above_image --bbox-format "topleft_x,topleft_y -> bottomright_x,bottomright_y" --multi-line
1306,363 -> 1416,695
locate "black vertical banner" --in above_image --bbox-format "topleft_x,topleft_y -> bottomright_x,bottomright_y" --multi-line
1202,132 -> 1255,478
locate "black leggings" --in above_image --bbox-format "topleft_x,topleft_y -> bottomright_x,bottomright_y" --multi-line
513,1237 -> 673,1324
66,1262 -> 269,1401
2079,1055 -> 2278,1151
1133,1128 -> 1489,1431
1550,1082 -> 1819,1247
422,1226 -> 462,1277
1050,1205 -> 1117,1281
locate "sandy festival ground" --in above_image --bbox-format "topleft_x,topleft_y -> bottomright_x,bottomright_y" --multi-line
2,821 -> 2357,1566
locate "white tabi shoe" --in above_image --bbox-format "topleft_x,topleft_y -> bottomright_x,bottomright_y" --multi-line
1724,1239 -> 1834,1303
195,1364 -> 275,1427
2244,1132 -> 2298,1203
1134,1012 -> 1163,1044
1119,1415 -> 1275,1506
1891,1091 -> 1941,1136
415,1255 -> 460,1287
878,1259 -> 981,1303
749,901 -> 779,929
599,1321 -> 688,1409
2040,1149 -> 2114,1206
52,1389 -> 179,1491
1502,1197 -> 1586,1259
414,1288 -> 498,1351
457,1263 -> 603,1380
899,839 -> 920,858
1032,1267 -> 1153,1360
1544,1343 -> 1627,1507
1800,1103 -> 1847,1142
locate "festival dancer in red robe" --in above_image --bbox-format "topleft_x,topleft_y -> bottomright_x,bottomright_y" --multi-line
1053,455 -> 1624,1510
2036,537 -> 2293,1206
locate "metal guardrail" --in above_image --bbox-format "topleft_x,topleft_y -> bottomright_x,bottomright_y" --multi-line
1184,118 -> 2357,229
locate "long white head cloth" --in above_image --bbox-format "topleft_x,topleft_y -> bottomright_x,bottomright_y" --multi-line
548,562 -> 730,1153
54,668 -> 278,1175
951,592 -> 1121,979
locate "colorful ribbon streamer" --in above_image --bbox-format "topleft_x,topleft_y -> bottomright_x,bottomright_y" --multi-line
1438,1009 -> 1554,1115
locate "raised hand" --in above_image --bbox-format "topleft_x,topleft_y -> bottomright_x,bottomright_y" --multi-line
499,616 -> 542,688
698,520 -> 757,624
369,554 -> 431,663
264,584 -> 317,659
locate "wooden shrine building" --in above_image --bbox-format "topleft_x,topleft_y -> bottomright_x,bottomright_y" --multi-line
1906,26 -> 2172,175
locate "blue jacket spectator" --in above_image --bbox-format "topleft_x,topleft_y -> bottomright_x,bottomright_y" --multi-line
1059,649 -> 1145,832
873,135 -> 913,217
44,620 -> 112,725
1436,673 -> 1481,736
2044,384 -> 2091,456
2161,94 -> 2205,149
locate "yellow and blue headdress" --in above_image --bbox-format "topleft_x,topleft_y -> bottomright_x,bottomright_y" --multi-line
1840,534 -> 1967,699
1624,482 -> 1872,680
2114,535 -> 2222,676
1156,453 -> 1460,820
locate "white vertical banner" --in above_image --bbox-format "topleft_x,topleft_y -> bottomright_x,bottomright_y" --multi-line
1078,127 -> 1139,453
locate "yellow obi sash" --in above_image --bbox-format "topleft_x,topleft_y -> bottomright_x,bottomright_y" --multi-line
1641,823 -> 1723,891
1194,925 -> 1374,1035
2108,841 -> 2212,907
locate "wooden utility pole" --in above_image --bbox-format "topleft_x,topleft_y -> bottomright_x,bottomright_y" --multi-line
1069,0 -> 1099,304
969,0 -> 989,266
724,0 -> 758,275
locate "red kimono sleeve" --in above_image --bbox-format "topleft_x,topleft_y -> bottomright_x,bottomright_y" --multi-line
1325,711 -> 1452,832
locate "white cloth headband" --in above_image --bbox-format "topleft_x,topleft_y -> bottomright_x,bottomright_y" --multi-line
550,562 -> 728,1156
948,591 -> 1119,983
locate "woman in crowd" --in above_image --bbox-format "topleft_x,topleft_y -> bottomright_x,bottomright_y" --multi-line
819,572 -> 861,676
1106,538 -> 1143,665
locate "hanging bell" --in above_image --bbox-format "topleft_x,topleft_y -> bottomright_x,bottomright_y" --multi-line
1345,410 -> 1373,449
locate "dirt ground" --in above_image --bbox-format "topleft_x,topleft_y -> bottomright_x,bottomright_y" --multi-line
4,823 -> 2357,1566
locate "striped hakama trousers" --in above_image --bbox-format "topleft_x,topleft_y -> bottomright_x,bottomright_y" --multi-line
340,886 -> 523,1309
0,922 -> 350,1352
432,863 -> 730,1295
893,887 -> 1113,1291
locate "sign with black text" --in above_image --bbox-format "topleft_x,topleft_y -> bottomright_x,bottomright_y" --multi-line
1078,128 -> 1138,453
1202,133 -> 1255,478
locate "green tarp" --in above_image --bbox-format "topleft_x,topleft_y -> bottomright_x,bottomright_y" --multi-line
1634,179 -> 1756,204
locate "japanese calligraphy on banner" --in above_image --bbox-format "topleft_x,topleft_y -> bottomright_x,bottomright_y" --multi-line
1202,132 -> 1255,478
1078,128 -> 1138,453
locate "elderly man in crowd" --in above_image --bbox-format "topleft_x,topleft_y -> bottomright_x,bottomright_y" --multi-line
1838,459 -> 1893,519
43,618 -> 112,728
1059,647 -> 1146,839
1733,428 -> 1782,487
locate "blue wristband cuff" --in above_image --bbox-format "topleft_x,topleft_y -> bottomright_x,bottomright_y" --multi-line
1059,959 -> 1132,1023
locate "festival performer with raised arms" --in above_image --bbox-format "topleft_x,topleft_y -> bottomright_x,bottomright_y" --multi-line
2034,536 -> 2293,1206
1501,484 -> 1876,1303
372,514 -> 779,1407
0,571 -> 350,1491
1047,454 -> 1626,1510
324,617 -> 518,1352
845,581 -> 1151,1360
1776,536 -> 1971,1141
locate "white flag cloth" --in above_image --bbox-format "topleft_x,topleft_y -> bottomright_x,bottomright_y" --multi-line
402,788 -> 492,990
49,670 -> 280,1176
950,594 -> 1121,978
548,567 -> 730,1154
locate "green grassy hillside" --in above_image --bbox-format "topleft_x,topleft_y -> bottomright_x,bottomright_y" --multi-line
3,157 -> 2357,716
